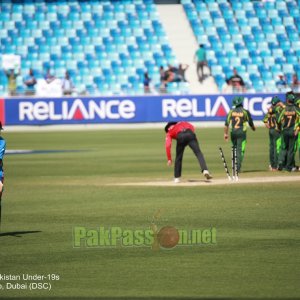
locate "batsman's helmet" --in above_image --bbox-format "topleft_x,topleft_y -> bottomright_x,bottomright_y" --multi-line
271,96 -> 281,106
286,93 -> 295,103
232,96 -> 244,108
165,122 -> 178,133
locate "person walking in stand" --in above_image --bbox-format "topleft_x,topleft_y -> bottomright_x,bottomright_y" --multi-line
224,96 -> 256,173
277,93 -> 300,172
194,44 -> 209,83
263,96 -> 285,171
0,122 -> 6,230
165,121 -> 212,183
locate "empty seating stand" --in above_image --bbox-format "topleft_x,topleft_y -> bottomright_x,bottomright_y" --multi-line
0,0 -> 188,96
183,0 -> 300,93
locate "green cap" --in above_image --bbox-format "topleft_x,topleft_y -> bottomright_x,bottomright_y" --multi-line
271,96 -> 280,105
286,93 -> 295,103
233,96 -> 244,107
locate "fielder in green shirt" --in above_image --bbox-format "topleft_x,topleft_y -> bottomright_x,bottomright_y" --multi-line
262,96 -> 285,170
224,96 -> 256,172
277,93 -> 300,171
295,96 -> 300,163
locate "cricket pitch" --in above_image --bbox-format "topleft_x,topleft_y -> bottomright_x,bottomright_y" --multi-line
112,175 -> 300,187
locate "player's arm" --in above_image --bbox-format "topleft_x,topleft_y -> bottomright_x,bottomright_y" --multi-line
276,108 -> 285,125
165,134 -> 172,166
224,125 -> 229,141
0,140 -> 6,164
0,145 -> 5,169
262,112 -> 270,128
224,111 -> 232,140
246,110 -> 256,131
294,110 -> 300,136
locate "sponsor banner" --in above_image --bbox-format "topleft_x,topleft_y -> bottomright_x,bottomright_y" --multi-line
35,78 -> 63,97
0,98 -> 5,125
1,54 -> 21,70
4,93 -> 285,125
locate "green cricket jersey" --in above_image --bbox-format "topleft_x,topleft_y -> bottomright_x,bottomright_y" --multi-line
225,106 -> 254,132
277,104 -> 300,131
263,105 -> 284,130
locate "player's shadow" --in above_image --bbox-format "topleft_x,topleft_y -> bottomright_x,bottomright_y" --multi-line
187,179 -> 212,183
241,169 -> 266,173
0,230 -> 41,238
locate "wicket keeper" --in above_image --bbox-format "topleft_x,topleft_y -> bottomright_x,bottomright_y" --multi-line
0,122 -> 6,229
224,96 -> 256,172
165,121 -> 212,182
263,96 -> 285,170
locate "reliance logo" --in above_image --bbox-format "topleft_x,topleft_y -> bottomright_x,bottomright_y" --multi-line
162,96 -> 272,118
162,97 -> 230,118
19,99 -> 136,121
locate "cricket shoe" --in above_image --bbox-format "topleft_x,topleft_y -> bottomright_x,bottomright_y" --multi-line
174,178 -> 181,183
203,170 -> 213,180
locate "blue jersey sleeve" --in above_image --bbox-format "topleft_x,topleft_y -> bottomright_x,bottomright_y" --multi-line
0,138 -> 6,160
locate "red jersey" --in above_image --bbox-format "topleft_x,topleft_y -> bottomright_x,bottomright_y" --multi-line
165,122 -> 195,161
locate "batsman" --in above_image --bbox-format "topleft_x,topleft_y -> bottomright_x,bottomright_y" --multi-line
224,96 -> 256,173
0,122 -> 6,231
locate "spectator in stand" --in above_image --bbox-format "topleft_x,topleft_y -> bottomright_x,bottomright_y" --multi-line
23,69 -> 37,96
5,68 -> 19,96
178,63 -> 189,82
143,72 -> 151,94
276,73 -> 288,91
159,66 -> 167,92
61,71 -> 74,95
160,66 -> 174,92
227,68 -> 246,93
291,73 -> 300,93
194,44 -> 210,82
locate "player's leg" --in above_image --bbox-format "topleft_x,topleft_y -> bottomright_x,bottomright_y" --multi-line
275,132 -> 281,169
0,178 -> 3,231
236,133 -> 246,172
298,135 -> 300,162
188,132 -> 212,179
196,61 -> 201,81
271,129 -> 280,169
188,135 -> 208,172
269,129 -> 274,169
278,132 -> 288,170
174,138 -> 186,179
286,131 -> 297,171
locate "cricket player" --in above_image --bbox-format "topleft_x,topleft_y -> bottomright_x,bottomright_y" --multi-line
263,96 -> 285,170
277,93 -> 300,171
295,96 -> 300,163
0,122 -> 6,229
224,96 -> 256,172
164,121 -> 212,183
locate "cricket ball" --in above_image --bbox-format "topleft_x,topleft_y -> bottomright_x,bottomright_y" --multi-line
157,226 -> 179,249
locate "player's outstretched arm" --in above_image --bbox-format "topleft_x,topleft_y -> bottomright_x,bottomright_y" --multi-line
224,126 -> 229,141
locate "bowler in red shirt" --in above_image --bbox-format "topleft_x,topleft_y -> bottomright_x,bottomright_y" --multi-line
165,121 -> 212,182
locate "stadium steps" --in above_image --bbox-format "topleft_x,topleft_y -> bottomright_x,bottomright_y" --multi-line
157,4 -> 218,94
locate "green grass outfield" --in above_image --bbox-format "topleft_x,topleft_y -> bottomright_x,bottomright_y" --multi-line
0,127 -> 299,299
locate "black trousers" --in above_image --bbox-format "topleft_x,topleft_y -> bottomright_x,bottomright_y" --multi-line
175,130 -> 208,178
